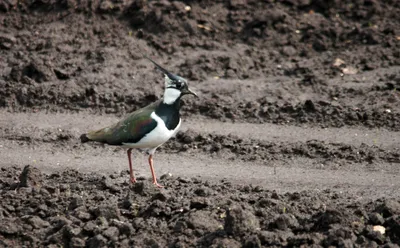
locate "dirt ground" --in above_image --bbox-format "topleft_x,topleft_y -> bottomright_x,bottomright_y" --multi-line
1,0 -> 400,247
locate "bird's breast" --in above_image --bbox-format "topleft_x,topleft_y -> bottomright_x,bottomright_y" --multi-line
123,112 -> 181,149
154,102 -> 181,130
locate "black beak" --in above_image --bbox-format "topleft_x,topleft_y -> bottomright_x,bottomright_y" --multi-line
144,55 -> 180,82
182,88 -> 198,97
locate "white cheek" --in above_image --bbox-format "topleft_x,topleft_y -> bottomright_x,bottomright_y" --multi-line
164,75 -> 172,88
163,88 -> 181,104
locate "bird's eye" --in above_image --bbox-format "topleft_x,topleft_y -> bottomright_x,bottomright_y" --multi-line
175,81 -> 182,88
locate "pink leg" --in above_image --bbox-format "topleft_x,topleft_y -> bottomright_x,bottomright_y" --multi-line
127,148 -> 136,184
148,154 -> 163,188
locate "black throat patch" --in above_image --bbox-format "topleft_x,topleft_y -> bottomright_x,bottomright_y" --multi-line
154,100 -> 181,130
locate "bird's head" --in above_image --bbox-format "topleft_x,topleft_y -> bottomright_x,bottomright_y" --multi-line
145,56 -> 197,104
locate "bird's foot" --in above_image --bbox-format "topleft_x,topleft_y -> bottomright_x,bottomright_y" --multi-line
130,177 -> 137,184
153,181 -> 164,188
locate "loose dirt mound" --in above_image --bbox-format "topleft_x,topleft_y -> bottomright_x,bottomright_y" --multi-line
1,166 -> 399,247
1,0 -> 399,130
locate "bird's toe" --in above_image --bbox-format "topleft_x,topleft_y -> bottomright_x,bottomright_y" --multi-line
153,182 -> 164,188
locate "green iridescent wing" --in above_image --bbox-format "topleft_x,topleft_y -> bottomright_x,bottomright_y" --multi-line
86,101 -> 159,145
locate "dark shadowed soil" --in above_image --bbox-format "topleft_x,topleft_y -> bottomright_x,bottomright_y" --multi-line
1,165 -> 400,247
0,0 -> 400,247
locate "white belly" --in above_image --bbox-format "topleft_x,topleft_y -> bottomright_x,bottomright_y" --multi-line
122,112 -> 181,149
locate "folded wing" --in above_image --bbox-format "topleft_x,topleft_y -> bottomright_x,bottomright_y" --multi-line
84,101 -> 159,145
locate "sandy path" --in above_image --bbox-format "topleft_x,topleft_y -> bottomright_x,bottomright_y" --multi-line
1,111 -> 399,199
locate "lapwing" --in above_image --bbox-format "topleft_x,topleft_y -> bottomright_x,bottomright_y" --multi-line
80,57 -> 197,187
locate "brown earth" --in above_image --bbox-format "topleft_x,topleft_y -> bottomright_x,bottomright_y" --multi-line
1,0 -> 400,247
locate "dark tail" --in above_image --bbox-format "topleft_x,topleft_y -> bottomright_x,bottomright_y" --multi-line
80,133 -> 90,143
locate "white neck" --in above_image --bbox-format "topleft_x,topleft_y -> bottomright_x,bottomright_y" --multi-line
163,88 -> 181,104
